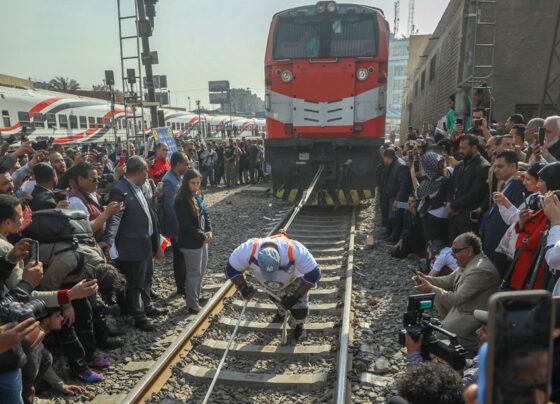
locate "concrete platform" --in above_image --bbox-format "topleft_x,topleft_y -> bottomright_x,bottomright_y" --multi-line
241,186 -> 271,194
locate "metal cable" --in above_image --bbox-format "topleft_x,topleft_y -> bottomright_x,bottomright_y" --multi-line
202,299 -> 249,404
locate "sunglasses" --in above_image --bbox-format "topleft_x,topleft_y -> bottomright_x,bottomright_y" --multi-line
90,177 -> 99,183
451,246 -> 469,254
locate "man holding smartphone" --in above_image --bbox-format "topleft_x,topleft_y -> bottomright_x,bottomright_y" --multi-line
533,116 -> 560,163
412,232 -> 500,354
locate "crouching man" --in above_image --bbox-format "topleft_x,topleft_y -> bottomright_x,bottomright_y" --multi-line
225,233 -> 321,342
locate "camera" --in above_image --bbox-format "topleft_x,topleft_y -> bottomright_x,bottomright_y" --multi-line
0,300 -> 47,324
398,293 -> 467,370
98,173 -> 115,189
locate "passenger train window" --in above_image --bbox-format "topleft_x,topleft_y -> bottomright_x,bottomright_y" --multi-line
17,111 -> 30,126
33,113 -> 45,128
59,115 -> 69,129
172,122 -> 176,130
69,115 -> 78,129
1,110 -> 10,128
96,117 -> 104,128
46,113 -> 56,129
78,116 -> 87,129
166,122 -> 171,127
88,117 -> 95,128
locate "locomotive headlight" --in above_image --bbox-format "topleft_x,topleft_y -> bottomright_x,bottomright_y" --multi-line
281,70 -> 294,83
327,2 -> 338,13
356,68 -> 369,81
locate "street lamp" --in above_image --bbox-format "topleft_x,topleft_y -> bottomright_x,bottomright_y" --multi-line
188,96 -> 191,111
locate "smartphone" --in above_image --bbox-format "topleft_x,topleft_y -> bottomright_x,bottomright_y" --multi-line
539,127 -> 546,146
118,156 -> 127,166
522,191 -> 529,211
34,140 -> 48,151
485,290 -> 554,404
456,118 -> 464,126
29,240 -> 39,264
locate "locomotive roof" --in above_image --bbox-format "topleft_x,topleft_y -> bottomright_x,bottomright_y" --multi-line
273,3 -> 385,19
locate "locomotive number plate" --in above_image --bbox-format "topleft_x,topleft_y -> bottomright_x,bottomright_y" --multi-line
298,153 -> 310,161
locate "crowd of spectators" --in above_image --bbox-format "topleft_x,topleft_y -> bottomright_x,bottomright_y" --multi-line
381,107 -> 560,403
0,129 -> 266,402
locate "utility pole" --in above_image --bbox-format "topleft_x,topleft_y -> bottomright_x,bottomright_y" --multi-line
188,96 -> 191,111
136,0 -> 159,129
196,99 -> 202,138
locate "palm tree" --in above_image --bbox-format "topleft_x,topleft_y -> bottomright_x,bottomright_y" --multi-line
49,76 -> 81,91
92,83 -> 109,92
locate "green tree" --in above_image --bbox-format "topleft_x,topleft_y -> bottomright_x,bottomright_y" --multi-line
49,76 -> 81,91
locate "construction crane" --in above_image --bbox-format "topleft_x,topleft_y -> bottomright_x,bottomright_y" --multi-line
394,1 -> 400,36
407,0 -> 415,37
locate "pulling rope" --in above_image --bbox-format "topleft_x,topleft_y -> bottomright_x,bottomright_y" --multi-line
202,300 -> 248,404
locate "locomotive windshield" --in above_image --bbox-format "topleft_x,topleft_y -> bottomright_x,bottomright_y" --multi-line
273,14 -> 378,59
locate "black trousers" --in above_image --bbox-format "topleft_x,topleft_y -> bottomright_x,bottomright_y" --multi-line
117,258 -> 153,322
56,293 -> 95,371
422,214 -> 449,244
172,238 -> 186,293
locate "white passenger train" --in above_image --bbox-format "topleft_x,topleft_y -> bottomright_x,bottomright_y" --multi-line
0,85 -> 265,144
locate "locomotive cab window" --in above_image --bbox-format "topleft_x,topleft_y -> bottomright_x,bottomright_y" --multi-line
59,115 -> 68,129
88,116 -> 95,128
273,13 -> 378,59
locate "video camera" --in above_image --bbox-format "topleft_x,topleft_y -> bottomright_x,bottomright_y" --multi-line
398,293 -> 467,370
0,300 -> 47,323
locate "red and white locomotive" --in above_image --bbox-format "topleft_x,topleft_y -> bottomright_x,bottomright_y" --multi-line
264,1 -> 389,204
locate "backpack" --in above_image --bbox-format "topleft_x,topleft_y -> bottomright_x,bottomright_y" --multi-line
24,209 -> 94,243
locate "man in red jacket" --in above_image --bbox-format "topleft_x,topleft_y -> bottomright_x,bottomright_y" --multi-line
147,143 -> 170,185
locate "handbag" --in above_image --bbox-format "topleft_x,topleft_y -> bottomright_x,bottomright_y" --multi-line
495,222 -> 518,260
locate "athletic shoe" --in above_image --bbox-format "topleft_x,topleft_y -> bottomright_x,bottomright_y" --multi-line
88,356 -> 111,368
75,369 -> 103,383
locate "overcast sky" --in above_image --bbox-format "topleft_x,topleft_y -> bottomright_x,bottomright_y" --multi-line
1,0 -> 449,109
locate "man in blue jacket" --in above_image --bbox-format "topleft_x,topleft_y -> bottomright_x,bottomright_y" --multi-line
161,152 -> 189,295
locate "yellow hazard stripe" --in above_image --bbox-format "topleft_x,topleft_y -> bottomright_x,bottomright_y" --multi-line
363,189 -> 374,199
324,191 -> 334,205
338,190 -> 347,205
350,190 -> 360,204
287,189 -> 298,203
276,188 -> 285,199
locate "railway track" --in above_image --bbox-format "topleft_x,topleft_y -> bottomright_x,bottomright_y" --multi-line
124,171 -> 356,403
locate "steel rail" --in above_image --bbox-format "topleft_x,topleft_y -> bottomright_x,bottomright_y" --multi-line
335,207 -> 356,404
124,165 -> 326,403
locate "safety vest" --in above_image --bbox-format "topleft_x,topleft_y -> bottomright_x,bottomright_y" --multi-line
248,234 -> 295,271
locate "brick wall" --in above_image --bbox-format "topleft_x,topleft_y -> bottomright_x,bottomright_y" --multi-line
400,0 -> 560,136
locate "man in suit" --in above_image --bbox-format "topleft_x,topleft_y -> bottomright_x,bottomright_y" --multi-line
413,232 -> 500,355
161,152 -> 189,295
445,134 -> 490,241
102,156 -> 166,331
481,151 -> 526,274
29,163 -> 69,211
383,148 -> 412,242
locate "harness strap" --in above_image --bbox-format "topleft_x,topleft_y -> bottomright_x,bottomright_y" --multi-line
248,235 -> 295,268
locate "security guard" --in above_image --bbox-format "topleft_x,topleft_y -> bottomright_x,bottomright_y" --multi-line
225,233 -> 321,341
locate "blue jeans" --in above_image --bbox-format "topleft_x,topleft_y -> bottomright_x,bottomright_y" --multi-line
0,368 -> 23,404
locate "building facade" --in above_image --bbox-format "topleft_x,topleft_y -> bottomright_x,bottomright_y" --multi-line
386,36 -> 409,134
401,0 -> 560,134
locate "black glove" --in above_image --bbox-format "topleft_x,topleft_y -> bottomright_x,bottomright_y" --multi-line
280,292 -> 301,310
238,282 -> 256,301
